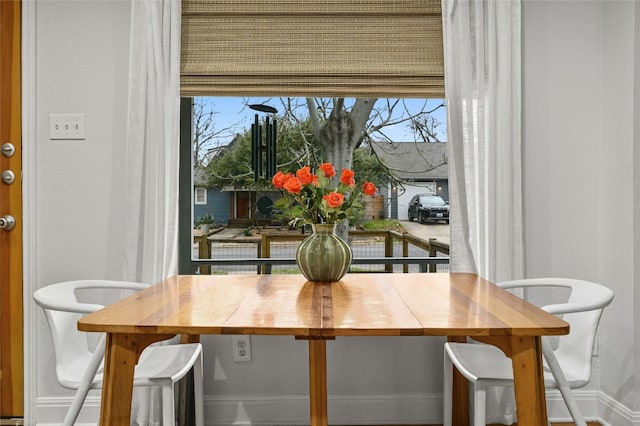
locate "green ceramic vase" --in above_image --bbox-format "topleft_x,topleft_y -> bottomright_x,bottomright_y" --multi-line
296,223 -> 352,282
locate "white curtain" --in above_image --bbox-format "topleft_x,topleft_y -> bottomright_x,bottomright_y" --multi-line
123,0 -> 181,424
442,1 -> 523,423
123,0 -> 181,292
443,0 -> 524,284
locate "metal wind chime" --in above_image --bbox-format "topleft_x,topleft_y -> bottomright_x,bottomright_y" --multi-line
249,104 -> 278,182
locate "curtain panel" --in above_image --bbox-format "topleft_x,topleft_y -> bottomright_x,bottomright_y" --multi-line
123,1 -> 182,424
443,0 -> 524,283
442,2 -> 523,422
123,1 -> 181,287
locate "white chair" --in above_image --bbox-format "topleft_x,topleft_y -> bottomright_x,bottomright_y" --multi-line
33,280 -> 204,426
443,278 -> 614,426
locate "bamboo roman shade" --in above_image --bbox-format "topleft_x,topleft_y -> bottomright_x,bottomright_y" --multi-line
181,0 -> 444,98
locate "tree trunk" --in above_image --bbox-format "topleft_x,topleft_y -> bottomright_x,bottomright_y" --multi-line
307,98 -> 376,172
306,98 -> 376,244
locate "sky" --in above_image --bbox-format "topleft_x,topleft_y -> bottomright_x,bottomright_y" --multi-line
196,97 -> 447,148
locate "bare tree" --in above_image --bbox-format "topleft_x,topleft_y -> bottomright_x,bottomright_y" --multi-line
408,101 -> 446,143
203,97 -> 446,187
302,97 -> 446,238
367,99 -> 444,143
290,98 -> 446,173
192,99 -> 237,168
306,98 -> 375,172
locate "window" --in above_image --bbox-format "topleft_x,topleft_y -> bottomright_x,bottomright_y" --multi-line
178,0 -> 446,274
194,187 -> 207,205
180,96 -> 449,275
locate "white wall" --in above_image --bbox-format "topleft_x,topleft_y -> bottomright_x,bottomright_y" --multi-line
522,0 -> 636,424
26,0 -> 638,425
30,0 -> 132,413
598,1 -> 636,418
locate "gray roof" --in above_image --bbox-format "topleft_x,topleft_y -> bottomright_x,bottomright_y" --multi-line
371,142 -> 448,181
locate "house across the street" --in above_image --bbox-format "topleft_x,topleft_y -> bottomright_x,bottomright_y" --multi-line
372,142 -> 448,221
194,142 -> 449,226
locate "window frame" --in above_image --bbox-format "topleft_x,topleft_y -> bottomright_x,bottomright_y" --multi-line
178,98 -> 195,274
177,1 -> 446,274
194,187 -> 207,205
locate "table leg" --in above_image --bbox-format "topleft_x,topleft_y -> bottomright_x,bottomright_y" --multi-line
509,336 -> 548,426
475,335 -> 548,426
98,332 -> 174,426
308,339 -> 328,426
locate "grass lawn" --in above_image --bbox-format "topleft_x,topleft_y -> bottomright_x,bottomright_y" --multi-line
359,219 -> 406,233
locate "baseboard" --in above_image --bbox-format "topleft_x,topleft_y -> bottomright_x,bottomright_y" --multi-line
544,389 -> 600,423
34,393 -> 441,425
206,393 -> 443,425
597,390 -> 639,426
0,420 -> 24,426
33,390 -> 637,426
34,395 -> 101,426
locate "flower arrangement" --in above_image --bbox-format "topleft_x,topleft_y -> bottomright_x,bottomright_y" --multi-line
272,163 -> 377,228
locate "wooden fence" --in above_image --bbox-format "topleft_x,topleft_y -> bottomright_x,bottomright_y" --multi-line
194,229 -> 450,275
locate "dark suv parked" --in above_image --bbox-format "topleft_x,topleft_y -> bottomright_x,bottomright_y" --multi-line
407,193 -> 449,224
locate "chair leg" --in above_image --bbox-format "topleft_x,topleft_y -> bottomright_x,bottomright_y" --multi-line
162,382 -> 176,426
193,354 -> 204,426
443,349 -> 453,426
63,334 -> 106,426
542,340 -> 587,426
473,383 -> 486,426
557,383 -> 586,426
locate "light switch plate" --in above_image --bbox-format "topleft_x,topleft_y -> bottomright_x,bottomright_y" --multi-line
49,114 -> 86,140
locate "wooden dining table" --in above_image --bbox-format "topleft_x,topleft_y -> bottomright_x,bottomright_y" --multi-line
78,272 -> 569,426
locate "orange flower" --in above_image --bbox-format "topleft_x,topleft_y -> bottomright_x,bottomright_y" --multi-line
363,181 -> 377,196
283,176 -> 302,194
323,192 -> 344,208
296,166 -> 318,186
319,163 -> 336,178
272,163 -> 369,227
272,171 -> 288,189
340,169 -> 355,186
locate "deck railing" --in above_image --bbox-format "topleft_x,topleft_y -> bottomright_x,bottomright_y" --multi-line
193,229 -> 450,275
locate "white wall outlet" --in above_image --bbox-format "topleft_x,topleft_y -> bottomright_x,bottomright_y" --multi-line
232,335 -> 252,362
49,113 -> 86,140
